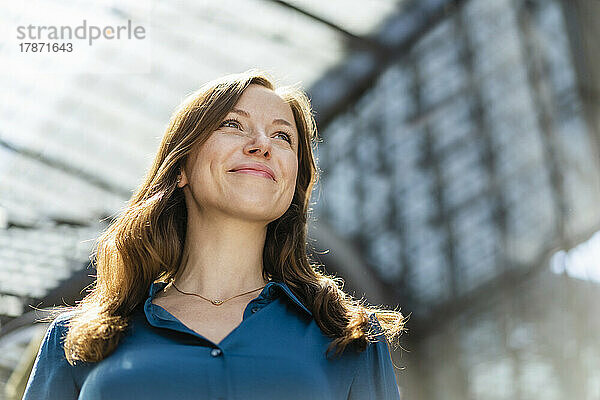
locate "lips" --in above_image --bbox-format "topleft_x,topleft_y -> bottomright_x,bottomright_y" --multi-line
228,163 -> 276,181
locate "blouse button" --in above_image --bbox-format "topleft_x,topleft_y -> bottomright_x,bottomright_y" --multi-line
251,307 -> 260,313
210,348 -> 222,357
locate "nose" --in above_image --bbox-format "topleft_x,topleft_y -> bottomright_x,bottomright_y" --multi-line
243,129 -> 272,158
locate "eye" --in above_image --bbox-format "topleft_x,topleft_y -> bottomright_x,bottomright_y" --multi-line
220,118 -> 242,129
275,131 -> 292,143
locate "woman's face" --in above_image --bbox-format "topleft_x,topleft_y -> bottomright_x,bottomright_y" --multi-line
180,84 -> 299,223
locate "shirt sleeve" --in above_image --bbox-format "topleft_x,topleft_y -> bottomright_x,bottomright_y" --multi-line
348,313 -> 401,400
22,312 -> 80,400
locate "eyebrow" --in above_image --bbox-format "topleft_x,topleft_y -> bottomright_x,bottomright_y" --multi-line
230,108 -> 294,129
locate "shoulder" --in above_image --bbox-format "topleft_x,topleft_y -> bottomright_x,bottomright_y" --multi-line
348,313 -> 401,399
46,309 -> 79,331
362,313 -> 394,364
22,311 -> 87,399
38,310 -> 79,356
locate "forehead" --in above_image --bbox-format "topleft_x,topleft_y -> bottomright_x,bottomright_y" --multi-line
234,85 -> 295,125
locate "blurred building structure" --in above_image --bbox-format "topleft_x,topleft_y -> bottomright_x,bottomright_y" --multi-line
1,0 -> 599,399
311,0 -> 600,398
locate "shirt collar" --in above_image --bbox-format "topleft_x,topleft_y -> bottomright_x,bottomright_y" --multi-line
147,279 -> 312,317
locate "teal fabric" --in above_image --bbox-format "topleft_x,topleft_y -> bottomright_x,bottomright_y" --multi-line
23,280 -> 401,399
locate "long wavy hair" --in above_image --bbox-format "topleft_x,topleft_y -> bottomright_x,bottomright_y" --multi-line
59,68 -> 407,365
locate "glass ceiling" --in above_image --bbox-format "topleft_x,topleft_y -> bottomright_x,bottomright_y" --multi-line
312,0 -> 600,312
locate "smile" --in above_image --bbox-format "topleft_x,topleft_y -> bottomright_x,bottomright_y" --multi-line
230,169 -> 275,180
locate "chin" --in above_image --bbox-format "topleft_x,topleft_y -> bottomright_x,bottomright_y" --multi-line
228,202 -> 280,217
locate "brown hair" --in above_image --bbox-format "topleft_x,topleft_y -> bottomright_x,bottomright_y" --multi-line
58,68 -> 407,365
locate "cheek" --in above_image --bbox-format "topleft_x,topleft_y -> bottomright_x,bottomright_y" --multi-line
194,137 -> 230,170
286,167 -> 299,202
285,156 -> 299,184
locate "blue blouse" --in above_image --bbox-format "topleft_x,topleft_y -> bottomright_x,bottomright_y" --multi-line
23,280 -> 401,399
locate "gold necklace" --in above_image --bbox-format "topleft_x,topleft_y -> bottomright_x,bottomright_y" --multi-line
171,281 -> 268,306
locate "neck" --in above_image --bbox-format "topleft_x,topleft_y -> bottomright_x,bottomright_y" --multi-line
172,212 -> 271,300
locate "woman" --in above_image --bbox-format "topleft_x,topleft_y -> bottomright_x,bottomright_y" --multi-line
23,69 -> 407,399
